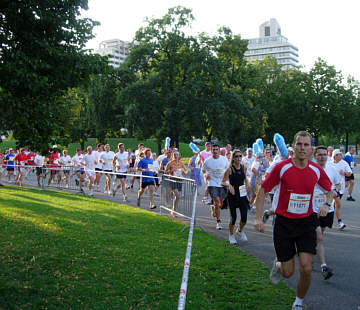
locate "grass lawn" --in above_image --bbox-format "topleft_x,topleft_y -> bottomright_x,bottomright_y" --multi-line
0,186 -> 294,309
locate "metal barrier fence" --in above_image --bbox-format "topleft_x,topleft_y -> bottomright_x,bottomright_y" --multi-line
159,174 -> 197,219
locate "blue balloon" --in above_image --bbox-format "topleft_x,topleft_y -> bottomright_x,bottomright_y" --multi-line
273,133 -> 288,159
253,143 -> 259,155
165,137 -> 171,152
189,142 -> 200,153
256,138 -> 264,152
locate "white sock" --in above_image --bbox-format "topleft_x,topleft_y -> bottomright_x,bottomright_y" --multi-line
293,297 -> 303,306
321,263 -> 327,268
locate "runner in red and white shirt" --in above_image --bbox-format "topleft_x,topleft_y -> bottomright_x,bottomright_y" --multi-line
46,146 -> 61,185
254,131 -> 332,310
0,150 -> 4,186
14,148 -> 27,186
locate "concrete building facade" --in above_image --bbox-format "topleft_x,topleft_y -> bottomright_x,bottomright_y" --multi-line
244,19 -> 299,70
96,39 -> 130,68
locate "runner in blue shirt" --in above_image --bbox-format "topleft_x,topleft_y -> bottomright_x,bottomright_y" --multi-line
5,149 -> 16,182
343,146 -> 356,201
137,148 -> 156,209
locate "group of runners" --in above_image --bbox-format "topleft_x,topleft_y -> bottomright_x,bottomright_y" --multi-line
0,143 -> 190,213
1,132 -> 357,309
195,131 -> 356,310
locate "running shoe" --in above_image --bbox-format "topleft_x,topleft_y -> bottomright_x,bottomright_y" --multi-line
137,198 -> 140,207
216,222 -> 223,230
150,204 -> 157,209
154,192 -> 160,197
321,266 -> 334,280
229,234 -> 237,245
239,231 -> 248,242
262,210 -> 270,223
126,185 -> 131,190
346,196 -> 355,201
338,221 -> 346,230
89,191 -> 94,197
112,188 -> 116,197
123,195 -> 128,202
75,179 -> 79,186
269,258 -> 282,285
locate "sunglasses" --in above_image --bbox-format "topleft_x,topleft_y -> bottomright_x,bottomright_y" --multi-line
234,155 -> 242,158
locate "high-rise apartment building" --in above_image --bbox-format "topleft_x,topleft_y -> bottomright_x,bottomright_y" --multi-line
96,39 -> 130,68
244,19 -> 299,70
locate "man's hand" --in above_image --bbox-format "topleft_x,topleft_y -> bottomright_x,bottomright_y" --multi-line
254,219 -> 265,233
318,204 -> 329,218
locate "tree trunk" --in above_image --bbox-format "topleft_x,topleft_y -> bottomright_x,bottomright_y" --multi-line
157,141 -> 161,156
345,132 -> 349,153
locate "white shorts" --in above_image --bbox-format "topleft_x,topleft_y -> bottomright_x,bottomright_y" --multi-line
86,170 -> 95,178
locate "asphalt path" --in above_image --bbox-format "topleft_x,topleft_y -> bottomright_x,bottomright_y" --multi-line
3,164 -> 360,309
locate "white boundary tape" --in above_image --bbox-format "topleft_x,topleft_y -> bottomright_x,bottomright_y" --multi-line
177,187 -> 198,310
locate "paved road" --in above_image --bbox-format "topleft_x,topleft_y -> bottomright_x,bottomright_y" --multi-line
4,165 -> 360,309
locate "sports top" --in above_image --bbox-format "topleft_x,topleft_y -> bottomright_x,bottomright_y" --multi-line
261,158 -> 332,219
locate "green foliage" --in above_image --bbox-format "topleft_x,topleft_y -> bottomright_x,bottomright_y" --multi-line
0,0 -> 107,152
0,186 -> 294,309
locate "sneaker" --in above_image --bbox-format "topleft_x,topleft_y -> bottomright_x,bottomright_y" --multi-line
150,204 -> 157,210
216,222 -> 223,230
211,205 -> 216,217
346,196 -> 355,201
137,198 -> 140,207
107,190 -> 112,195
229,234 -> 237,245
321,266 -> 334,280
89,191 -> 94,197
338,221 -> 346,230
123,195 -> 128,202
262,210 -> 270,223
269,258 -> 282,285
154,192 -> 160,197
239,231 -> 248,242
75,179 -> 79,186
292,304 -> 307,310
126,185 -> 131,190
112,188 -> 116,197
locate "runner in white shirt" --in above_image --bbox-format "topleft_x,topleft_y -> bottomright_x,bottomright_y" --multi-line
93,144 -> 103,191
327,146 -> 334,164
34,151 -> 45,186
329,149 -> 351,229
112,143 -> 129,201
313,146 -> 341,280
72,149 -> 85,192
202,143 -> 229,230
82,146 -> 97,196
200,142 -> 213,204
242,148 -> 255,179
100,144 -> 115,195
59,150 -> 72,188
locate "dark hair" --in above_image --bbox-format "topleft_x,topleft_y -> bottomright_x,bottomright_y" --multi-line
211,142 -> 219,149
314,145 -> 327,155
293,131 -> 312,146
97,143 -> 102,148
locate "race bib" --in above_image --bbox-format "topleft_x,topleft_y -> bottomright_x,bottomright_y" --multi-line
313,194 -> 325,211
287,193 -> 311,214
212,168 -> 224,178
174,168 -> 182,177
148,164 -> 154,171
239,185 -> 247,197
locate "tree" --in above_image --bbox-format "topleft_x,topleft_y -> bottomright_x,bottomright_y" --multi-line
0,0 -> 106,152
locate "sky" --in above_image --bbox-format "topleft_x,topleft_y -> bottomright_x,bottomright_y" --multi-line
81,0 -> 360,80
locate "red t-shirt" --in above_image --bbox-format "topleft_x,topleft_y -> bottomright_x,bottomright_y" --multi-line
26,152 -> 35,165
261,158 -> 332,219
47,152 -> 60,167
14,153 -> 27,167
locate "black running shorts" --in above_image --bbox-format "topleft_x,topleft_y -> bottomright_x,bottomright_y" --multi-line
273,214 -> 317,262
314,212 -> 334,229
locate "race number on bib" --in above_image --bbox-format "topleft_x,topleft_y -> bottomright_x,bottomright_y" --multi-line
313,194 -> 325,211
174,168 -> 182,177
212,168 -> 224,178
287,193 -> 311,214
239,185 -> 247,197
147,164 -> 154,171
